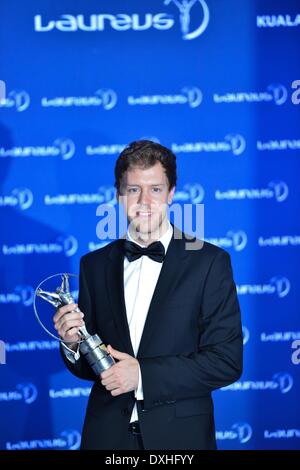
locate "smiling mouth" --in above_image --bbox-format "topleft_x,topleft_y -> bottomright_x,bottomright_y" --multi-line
136,211 -> 152,217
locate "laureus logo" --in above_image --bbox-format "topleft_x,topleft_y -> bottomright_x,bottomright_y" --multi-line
60,430 -> 81,450
165,0 -> 210,40
34,0 -> 209,40
273,373 -> 293,394
227,230 -> 248,251
0,90 -> 30,112
231,422 -> 252,444
268,181 -> 289,202
14,285 -> 35,306
60,235 -> 78,257
225,134 -> 246,156
270,276 -> 290,298
16,383 -> 38,404
53,138 -> 76,160
267,84 -> 288,105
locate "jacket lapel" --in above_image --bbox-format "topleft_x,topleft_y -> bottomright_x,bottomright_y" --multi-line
105,240 -> 134,356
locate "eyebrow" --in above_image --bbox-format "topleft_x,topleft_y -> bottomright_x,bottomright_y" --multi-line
126,183 -> 165,187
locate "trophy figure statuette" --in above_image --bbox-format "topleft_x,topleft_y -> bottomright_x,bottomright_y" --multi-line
34,273 -> 115,375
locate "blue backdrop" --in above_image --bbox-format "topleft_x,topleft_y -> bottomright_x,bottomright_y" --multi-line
1,0 -> 300,450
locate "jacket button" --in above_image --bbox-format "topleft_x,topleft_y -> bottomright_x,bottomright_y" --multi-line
121,408 -> 129,415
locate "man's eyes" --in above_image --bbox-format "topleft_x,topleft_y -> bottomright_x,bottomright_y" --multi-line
127,187 -> 162,193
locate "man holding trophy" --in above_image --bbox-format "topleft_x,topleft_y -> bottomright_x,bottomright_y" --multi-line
52,140 -> 243,450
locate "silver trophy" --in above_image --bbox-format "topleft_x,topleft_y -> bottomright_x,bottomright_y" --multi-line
34,273 -> 115,375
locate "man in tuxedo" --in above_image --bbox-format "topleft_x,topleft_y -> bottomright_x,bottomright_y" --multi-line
53,140 -> 243,450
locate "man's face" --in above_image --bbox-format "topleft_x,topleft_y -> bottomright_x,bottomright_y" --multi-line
118,162 -> 175,238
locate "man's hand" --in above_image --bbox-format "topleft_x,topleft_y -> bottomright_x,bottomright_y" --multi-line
101,345 -> 139,396
53,303 -> 84,350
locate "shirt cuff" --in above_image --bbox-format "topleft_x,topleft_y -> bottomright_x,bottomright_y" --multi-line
135,363 -> 144,400
61,342 -> 80,363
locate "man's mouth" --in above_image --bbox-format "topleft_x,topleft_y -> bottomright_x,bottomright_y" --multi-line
136,211 -> 152,217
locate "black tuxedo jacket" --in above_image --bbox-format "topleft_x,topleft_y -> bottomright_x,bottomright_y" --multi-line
61,228 -> 243,450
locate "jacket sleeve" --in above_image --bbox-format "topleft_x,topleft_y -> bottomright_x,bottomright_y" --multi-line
139,250 -> 243,410
60,257 -> 97,381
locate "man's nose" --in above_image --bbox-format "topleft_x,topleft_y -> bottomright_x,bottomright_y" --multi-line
138,188 -> 151,205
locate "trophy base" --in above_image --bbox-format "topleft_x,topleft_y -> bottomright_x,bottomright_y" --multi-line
79,334 -> 115,375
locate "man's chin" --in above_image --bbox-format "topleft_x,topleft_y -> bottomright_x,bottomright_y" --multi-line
129,217 -> 159,236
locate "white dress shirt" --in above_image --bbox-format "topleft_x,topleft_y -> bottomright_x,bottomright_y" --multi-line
124,222 -> 173,422
63,221 -> 173,423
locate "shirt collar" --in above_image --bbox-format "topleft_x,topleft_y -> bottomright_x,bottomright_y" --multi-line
126,220 -> 173,253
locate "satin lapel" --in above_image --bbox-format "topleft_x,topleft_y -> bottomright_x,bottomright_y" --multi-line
105,240 -> 134,356
137,232 -> 189,357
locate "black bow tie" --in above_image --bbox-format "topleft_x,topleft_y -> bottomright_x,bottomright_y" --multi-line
124,240 -> 165,263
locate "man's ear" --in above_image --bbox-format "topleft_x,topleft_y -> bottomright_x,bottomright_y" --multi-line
168,186 -> 176,205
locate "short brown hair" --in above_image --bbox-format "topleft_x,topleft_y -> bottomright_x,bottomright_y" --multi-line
114,140 -> 177,193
